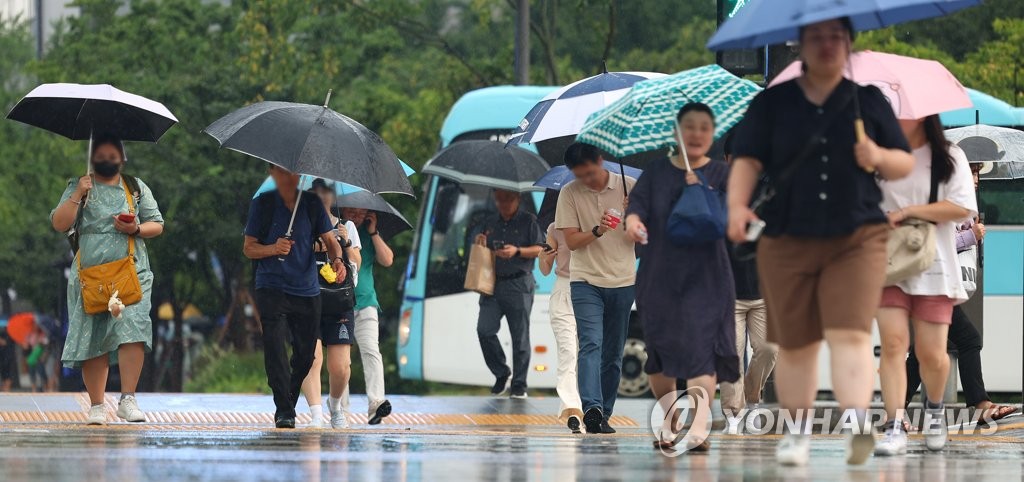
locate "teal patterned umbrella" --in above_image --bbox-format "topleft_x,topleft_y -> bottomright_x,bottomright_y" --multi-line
576,64 -> 762,158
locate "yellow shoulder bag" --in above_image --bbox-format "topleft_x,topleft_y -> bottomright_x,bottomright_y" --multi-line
78,179 -> 143,315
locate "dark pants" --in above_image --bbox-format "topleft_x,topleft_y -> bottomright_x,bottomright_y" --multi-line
477,276 -> 534,392
906,306 -> 988,407
256,289 -> 321,419
571,281 -> 635,417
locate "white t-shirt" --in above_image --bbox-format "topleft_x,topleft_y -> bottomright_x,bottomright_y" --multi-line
331,218 -> 361,287
878,144 -> 977,302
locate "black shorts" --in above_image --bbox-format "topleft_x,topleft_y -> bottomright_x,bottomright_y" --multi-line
320,310 -> 355,346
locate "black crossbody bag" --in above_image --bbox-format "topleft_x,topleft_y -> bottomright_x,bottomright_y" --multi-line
734,86 -> 858,261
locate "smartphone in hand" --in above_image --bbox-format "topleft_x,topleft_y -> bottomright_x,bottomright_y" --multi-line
538,243 -> 554,253
117,213 -> 136,224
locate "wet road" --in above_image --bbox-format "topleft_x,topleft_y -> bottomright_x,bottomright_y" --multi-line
1,394 -> 1022,481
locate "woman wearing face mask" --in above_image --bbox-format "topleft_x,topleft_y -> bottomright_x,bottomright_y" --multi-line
50,134 -> 164,425
625,103 -> 739,452
727,18 -> 914,466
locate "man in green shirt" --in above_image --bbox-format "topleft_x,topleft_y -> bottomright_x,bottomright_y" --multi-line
341,207 -> 394,425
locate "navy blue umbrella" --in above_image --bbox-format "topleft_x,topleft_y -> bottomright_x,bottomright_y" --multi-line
507,70 -> 665,147
707,0 -> 980,51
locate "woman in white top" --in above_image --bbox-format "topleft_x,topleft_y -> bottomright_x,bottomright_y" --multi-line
875,114 -> 977,456
538,222 -> 585,433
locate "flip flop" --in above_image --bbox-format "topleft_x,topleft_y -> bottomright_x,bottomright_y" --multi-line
982,404 -> 1019,422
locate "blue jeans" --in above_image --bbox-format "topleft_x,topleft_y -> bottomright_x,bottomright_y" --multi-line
571,282 -> 636,417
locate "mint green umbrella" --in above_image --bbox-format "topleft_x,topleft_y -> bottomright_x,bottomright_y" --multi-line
576,64 -> 761,158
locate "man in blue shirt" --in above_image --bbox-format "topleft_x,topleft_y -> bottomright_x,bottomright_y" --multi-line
244,165 -> 346,428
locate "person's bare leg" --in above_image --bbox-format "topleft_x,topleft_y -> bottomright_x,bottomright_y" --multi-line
82,355 -> 110,405
687,374 -> 717,444
824,329 -> 874,410
774,341 -> 821,420
327,345 -> 352,400
877,309 -> 911,422
912,319 -> 950,405
301,341 -> 324,407
117,343 -> 145,394
649,372 -> 679,440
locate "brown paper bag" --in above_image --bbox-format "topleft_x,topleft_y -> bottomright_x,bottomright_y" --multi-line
464,244 -> 496,296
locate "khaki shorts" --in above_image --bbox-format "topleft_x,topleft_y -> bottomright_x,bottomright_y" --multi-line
756,224 -> 889,350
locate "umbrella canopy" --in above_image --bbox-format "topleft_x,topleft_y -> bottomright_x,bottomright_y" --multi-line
422,140 -> 550,193
6,83 -> 178,141
254,160 -> 415,200
6,313 -> 35,346
707,0 -> 981,51
336,191 -> 412,241
946,125 -> 1024,180
534,161 -> 643,191
203,100 -> 413,196
945,125 -> 1024,163
507,71 -> 666,146
576,64 -> 761,158
769,51 -> 971,120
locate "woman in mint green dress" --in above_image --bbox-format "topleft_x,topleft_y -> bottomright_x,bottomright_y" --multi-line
50,136 -> 164,425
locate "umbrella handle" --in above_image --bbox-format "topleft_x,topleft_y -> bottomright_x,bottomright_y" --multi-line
855,119 -> 876,174
672,117 -> 692,171
279,190 -> 302,262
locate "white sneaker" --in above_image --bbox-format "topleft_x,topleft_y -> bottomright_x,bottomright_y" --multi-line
87,404 -> 106,425
923,408 -> 948,451
309,406 -> 324,428
330,407 -> 350,429
776,434 -> 811,466
846,431 -> 875,465
874,423 -> 908,456
116,395 -> 146,422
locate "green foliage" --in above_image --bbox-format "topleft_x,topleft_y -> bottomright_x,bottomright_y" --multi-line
185,345 -> 270,394
0,0 -> 1021,392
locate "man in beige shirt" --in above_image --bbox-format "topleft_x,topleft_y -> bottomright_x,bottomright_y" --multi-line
555,142 -> 636,435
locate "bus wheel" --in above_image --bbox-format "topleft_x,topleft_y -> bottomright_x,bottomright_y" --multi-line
618,337 -> 650,398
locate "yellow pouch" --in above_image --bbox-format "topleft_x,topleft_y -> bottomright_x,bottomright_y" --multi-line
319,263 -> 337,284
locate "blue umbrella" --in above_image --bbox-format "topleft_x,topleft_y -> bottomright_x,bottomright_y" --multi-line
534,161 -> 643,191
707,0 -> 981,51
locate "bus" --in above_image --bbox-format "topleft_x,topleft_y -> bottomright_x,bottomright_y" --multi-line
400,85 -> 1023,398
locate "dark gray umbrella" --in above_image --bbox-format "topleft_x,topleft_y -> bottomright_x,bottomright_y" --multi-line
335,190 -> 412,241
422,140 -> 550,192
203,96 -> 413,196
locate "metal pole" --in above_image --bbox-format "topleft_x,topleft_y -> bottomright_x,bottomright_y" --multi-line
514,0 -> 530,85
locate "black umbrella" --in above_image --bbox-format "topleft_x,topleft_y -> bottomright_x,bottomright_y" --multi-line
7,83 -> 178,142
335,190 -> 412,241
422,140 -> 550,192
203,93 -> 413,196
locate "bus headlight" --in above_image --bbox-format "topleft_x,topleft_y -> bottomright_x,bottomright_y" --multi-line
399,308 -> 412,347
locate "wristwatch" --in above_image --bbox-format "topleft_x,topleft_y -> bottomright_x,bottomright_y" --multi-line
515,247 -> 522,257
368,230 -> 380,237
591,226 -> 604,238
343,239 -> 353,248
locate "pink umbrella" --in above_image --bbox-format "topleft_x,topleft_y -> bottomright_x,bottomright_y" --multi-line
769,50 -> 972,120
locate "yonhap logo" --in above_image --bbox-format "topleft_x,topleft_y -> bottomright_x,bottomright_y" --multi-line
649,387 -> 713,457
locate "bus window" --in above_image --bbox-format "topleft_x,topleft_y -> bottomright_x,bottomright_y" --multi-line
426,178 -> 537,298
980,180 -> 1024,225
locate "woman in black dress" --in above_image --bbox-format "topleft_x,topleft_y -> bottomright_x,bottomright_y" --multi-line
625,103 -> 739,451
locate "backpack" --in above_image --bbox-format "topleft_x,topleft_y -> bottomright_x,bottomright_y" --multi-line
68,174 -> 143,254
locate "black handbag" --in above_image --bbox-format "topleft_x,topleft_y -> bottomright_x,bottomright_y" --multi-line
316,222 -> 356,316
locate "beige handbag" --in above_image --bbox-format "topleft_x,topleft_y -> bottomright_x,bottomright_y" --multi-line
884,161 -> 941,286
464,243 -> 496,296
885,218 -> 937,285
